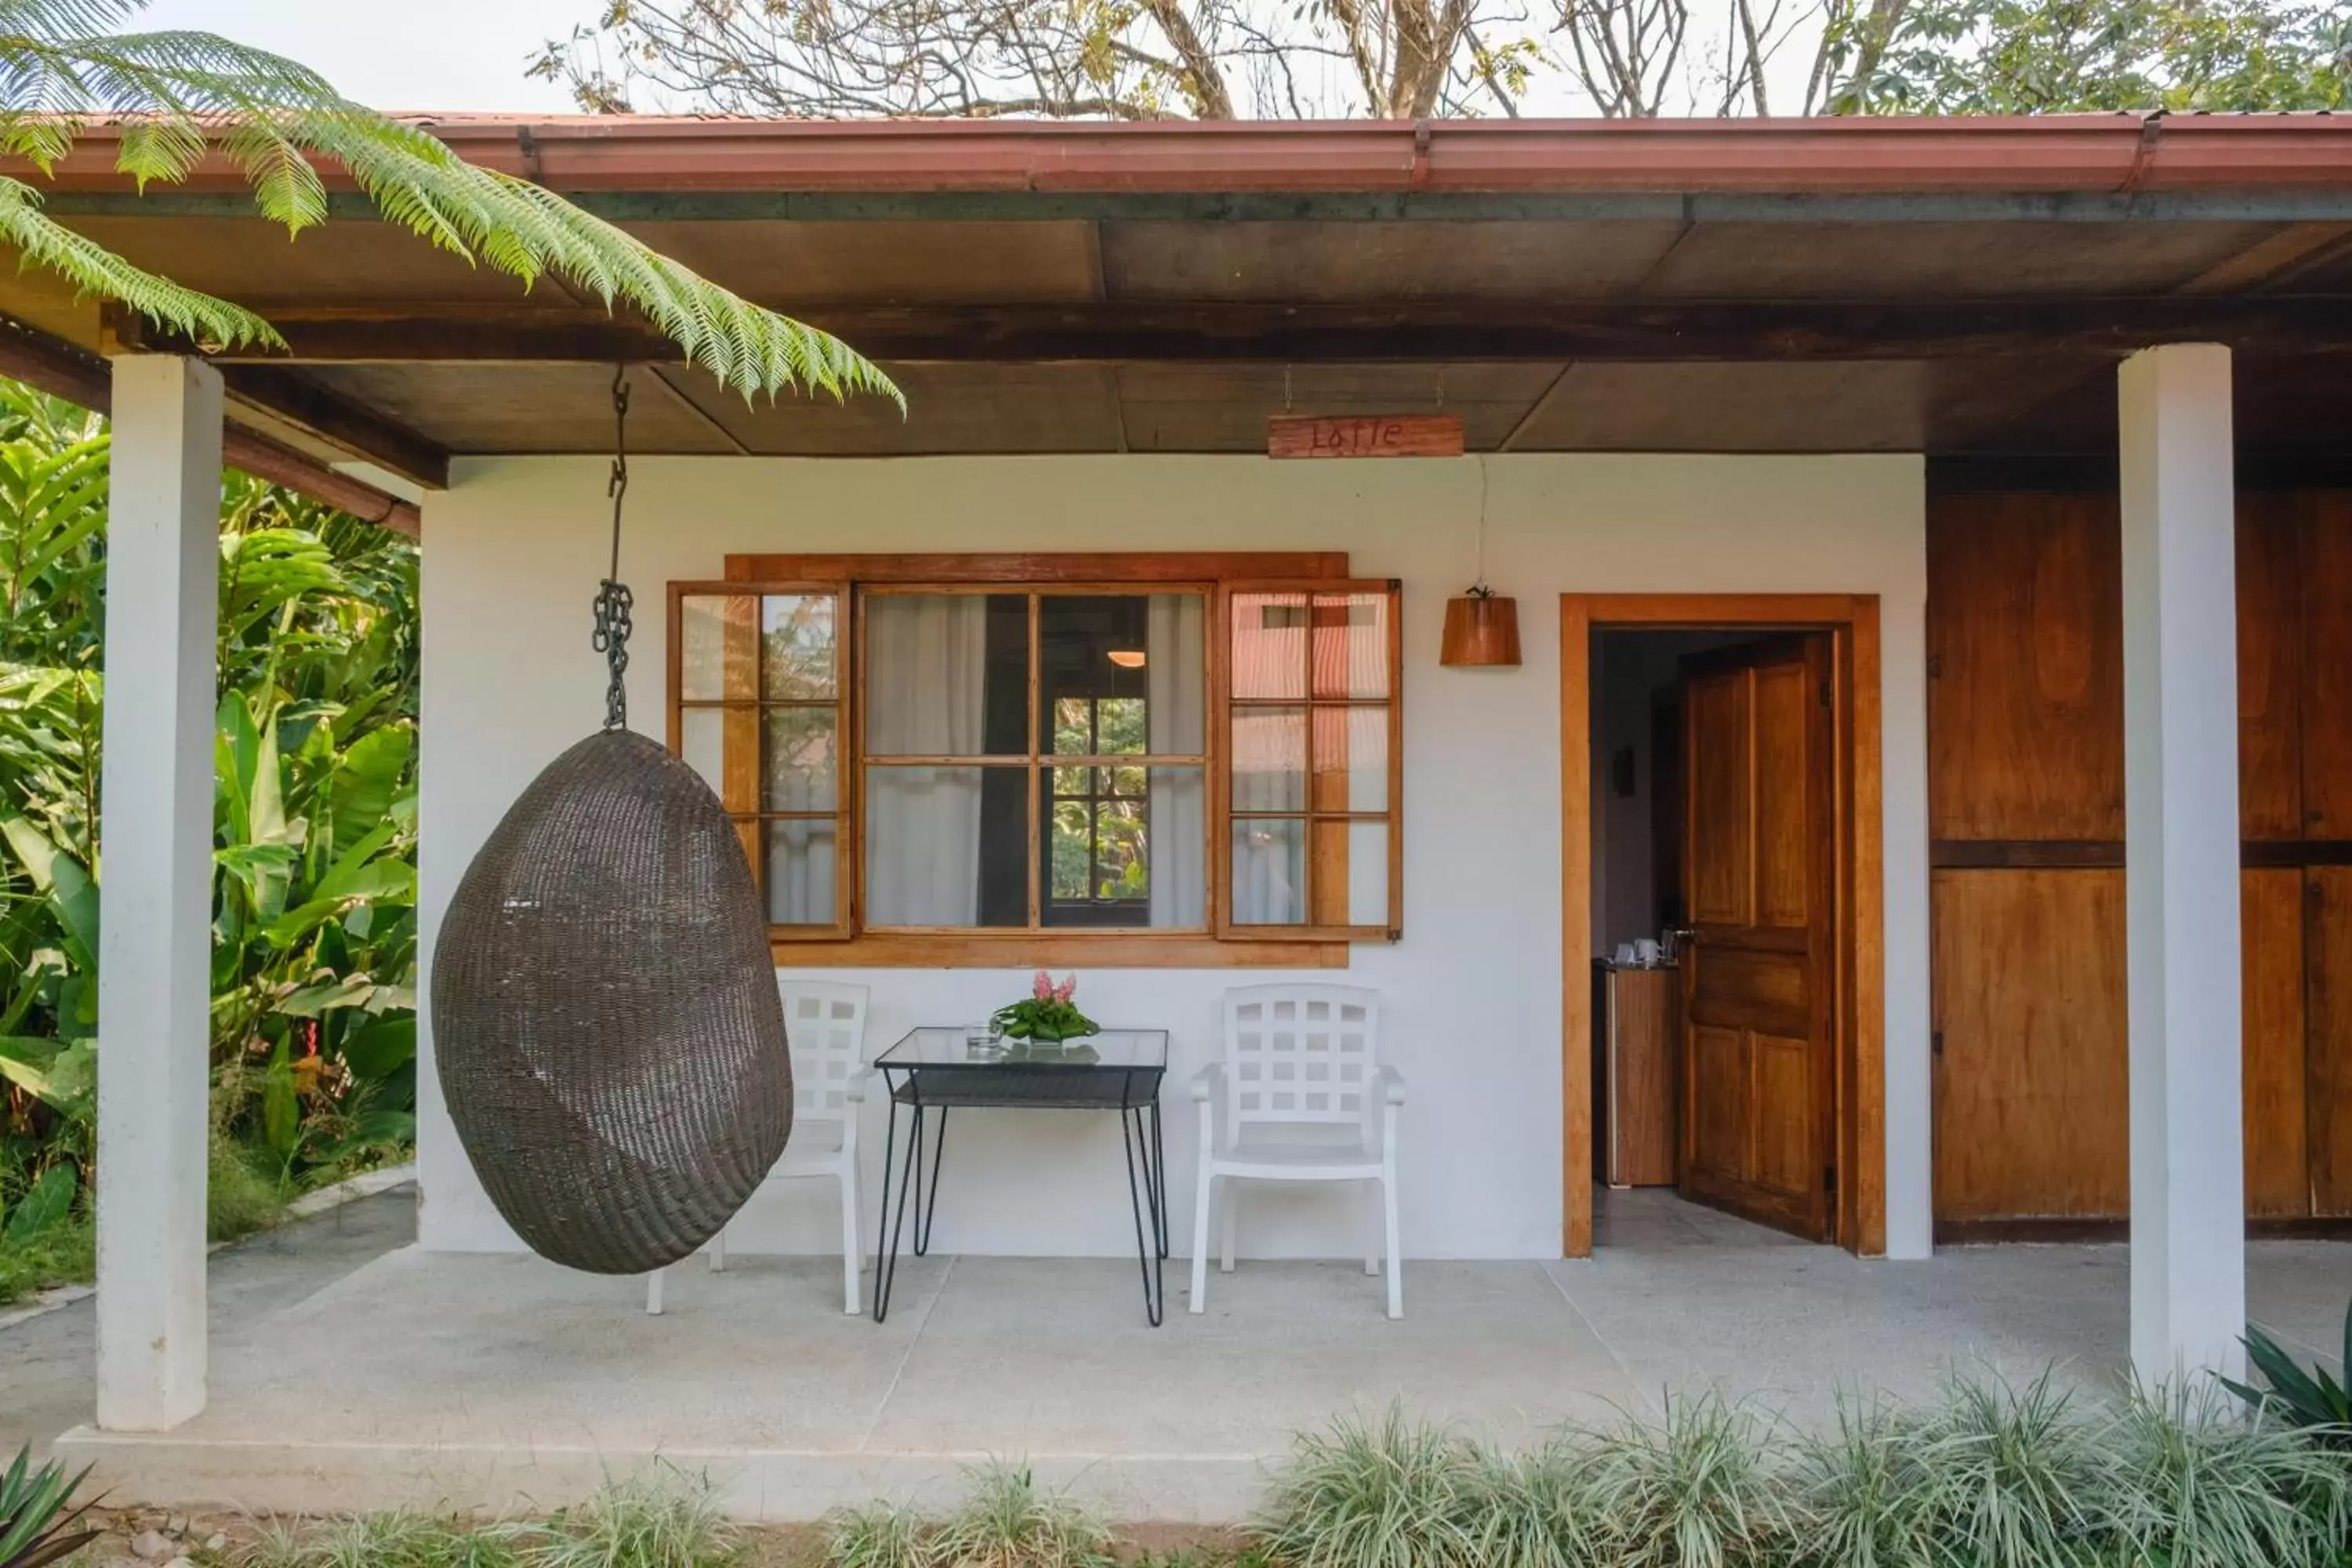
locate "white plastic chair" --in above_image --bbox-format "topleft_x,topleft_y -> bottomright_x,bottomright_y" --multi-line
1189,983 -> 1404,1319
647,978 -> 871,1316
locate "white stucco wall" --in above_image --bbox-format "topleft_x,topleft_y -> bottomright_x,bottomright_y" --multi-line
416,454 -> 1933,1262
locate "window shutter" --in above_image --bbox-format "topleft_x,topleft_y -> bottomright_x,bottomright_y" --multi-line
1214,579 -> 1403,942
667,581 -> 853,939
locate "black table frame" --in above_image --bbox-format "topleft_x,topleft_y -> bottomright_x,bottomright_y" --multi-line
870,1033 -> 1169,1326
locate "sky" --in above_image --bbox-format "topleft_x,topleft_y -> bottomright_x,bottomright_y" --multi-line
135,0 -> 1828,119
139,0 -> 591,113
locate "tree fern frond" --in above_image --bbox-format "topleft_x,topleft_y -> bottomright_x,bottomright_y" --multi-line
111,111 -> 201,187
0,173 -> 281,348
0,0 -> 899,408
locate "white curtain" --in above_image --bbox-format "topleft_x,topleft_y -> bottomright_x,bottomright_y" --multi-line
768,821 -> 835,924
1146,594 -> 1207,927
864,595 -> 987,925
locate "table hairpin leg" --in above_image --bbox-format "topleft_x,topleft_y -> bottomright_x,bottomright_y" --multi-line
1120,1098 -> 1166,1326
912,1108 -> 949,1257
873,1091 -> 933,1323
1150,1098 -> 1168,1261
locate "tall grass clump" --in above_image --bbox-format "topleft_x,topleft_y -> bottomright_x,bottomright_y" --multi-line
920,1463 -> 1116,1568
536,1468 -> 739,1568
1461,1439 -> 1601,1568
243,1510 -> 535,1568
1788,1396 -> 1940,1568
821,1463 -> 1112,1568
1575,1393 -> 1786,1568
2100,1386 -> 2352,1568
1900,1372 -> 2108,1568
1254,1408 -> 1483,1568
821,1500 -> 927,1568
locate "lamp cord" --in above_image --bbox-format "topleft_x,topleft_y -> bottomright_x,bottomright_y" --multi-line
591,367 -> 633,731
1472,453 -> 1490,593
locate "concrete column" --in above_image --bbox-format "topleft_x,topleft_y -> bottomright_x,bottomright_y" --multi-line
96,356 -> 223,1431
2118,343 -> 2245,1386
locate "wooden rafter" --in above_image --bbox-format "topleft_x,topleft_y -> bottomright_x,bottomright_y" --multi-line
106,296 -> 2352,368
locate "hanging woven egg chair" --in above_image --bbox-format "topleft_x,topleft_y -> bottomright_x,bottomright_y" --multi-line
430,372 -> 793,1275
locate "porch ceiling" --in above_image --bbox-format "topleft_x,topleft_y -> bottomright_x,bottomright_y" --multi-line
6,116 -> 2352,480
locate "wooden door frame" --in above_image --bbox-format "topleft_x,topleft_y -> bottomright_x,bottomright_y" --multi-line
1560,593 -> 1886,1258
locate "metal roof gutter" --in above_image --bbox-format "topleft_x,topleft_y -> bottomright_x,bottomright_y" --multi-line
22,114 -> 2352,198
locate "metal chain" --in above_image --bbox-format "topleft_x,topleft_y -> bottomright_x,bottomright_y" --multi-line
590,367 -> 633,731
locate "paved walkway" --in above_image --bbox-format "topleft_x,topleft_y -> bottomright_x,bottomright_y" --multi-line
0,1189 -> 416,1461
23,1188 -> 2347,1522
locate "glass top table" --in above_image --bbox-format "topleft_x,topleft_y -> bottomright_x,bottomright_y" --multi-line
869,1027 -> 1169,1325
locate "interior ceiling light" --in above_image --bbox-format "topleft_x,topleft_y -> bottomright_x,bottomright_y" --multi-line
1108,649 -> 1148,669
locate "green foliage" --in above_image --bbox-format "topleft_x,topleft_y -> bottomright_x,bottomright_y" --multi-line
0,1207 -> 86,1305
245,1473 -> 735,1568
1254,1410 -> 1483,1568
0,376 -> 423,1298
536,1469 -> 741,1568
0,1 -> 898,408
822,1464 -> 1113,1568
2227,1298 -> 2352,1441
1844,0 -> 2352,113
2101,1387 -> 2352,1568
1576,1395 -> 1788,1568
991,972 -> 1101,1044
0,1445 -> 96,1568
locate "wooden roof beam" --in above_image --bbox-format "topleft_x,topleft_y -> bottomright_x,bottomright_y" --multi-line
115,296 -> 2352,366
0,318 -> 423,533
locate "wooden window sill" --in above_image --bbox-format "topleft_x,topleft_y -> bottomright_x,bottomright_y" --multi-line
768,934 -> 1352,969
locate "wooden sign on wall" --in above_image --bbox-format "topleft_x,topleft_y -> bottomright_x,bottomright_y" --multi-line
1268,414 -> 1465,459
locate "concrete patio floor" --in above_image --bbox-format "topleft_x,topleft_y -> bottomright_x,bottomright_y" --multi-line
45,1189 -> 2352,1523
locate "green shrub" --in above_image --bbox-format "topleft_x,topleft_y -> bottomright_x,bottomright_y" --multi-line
1884,1372 -> 2108,1568
1788,1396 -> 1940,1568
1254,1409 -> 1482,1568
208,1135 -> 289,1244
1461,1439 -> 1600,1568
822,1501 -> 926,1568
0,1446 -> 96,1568
2101,1387 -> 2352,1568
1575,1394 -> 1785,1568
2227,1298 -> 2352,1443
536,1468 -> 739,1568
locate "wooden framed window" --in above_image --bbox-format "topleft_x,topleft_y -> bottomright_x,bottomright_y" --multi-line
668,556 -> 1401,964
669,584 -> 851,936
1218,580 -> 1404,941
858,584 -> 1210,934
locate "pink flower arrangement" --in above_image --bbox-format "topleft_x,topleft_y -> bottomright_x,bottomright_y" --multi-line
996,971 -> 1098,1043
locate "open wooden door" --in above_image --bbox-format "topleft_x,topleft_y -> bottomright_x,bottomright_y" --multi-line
1678,635 -> 1838,1240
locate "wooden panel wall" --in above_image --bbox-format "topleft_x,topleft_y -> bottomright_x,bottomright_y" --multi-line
1927,492 -> 2128,1225
1929,485 -> 2352,1228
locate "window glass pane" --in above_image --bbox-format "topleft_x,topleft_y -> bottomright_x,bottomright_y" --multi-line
1312,592 -> 1391,699
1232,817 -> 1306,925
1053,695 -> 1147,757
762,594 -> 837,699
866,593 -> 1024,756
1311,705 -> 1389,813
1149,766 -> 1207,927
1311,818 -> 1390,927
680,595 -> 757,701
1148,593 -> 1206,754
865,766 -> 1019,927
767,818 -> 837,925
681,707 -> 724,796
1040,765 -> 1204,928
1230,592 -> 1307,700
764,707 -> 837,811
1232,706 -> 1305,811
1040,593 -> 1195,757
